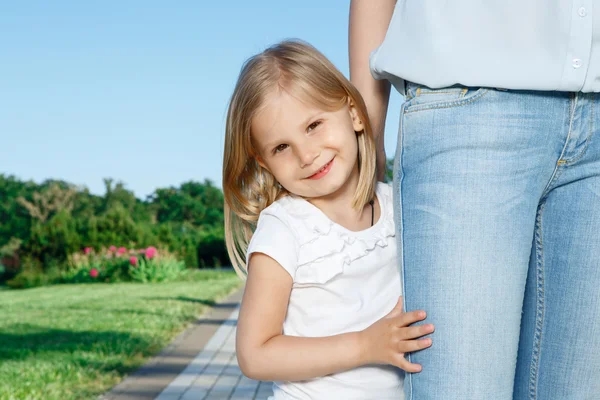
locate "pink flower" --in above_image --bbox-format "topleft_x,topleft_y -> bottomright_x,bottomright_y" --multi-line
145,246 -> 157,259
129,256 -> 138,267
83,247 -> 92,255
117,247 -> 127,256
109,245 -> 117,252
90,268 -> 99,278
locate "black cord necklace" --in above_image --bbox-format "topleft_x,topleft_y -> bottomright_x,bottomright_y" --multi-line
369,199 -> 375,227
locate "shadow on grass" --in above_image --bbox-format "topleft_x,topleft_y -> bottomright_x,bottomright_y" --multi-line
49,305 -> 174,317
0,324 -> 154,368
149,296 -> 239,309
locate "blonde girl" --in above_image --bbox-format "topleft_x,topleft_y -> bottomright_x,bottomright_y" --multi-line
223,40 -> 433,400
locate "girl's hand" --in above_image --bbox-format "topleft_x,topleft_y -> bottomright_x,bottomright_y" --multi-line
358,297 -> 434,372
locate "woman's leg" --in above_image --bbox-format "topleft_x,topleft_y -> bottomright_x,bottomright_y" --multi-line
513,92 -> 600,399
394,86 -> 572,399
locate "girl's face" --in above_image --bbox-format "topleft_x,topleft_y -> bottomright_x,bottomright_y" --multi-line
251,88 -> 363,200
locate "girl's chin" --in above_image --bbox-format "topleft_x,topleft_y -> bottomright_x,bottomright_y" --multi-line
304,183 -> 349,200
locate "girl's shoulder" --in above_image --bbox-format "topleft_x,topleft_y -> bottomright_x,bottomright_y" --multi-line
257,195 -> 320,244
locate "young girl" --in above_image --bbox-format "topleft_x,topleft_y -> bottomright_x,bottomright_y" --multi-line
223,40 -> 434,399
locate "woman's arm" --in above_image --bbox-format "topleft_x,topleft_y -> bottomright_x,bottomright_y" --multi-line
236,253 -> 433,382
349,0 -> 396,181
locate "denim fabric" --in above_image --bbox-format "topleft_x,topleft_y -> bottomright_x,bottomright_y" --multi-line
395,82 -> 600,399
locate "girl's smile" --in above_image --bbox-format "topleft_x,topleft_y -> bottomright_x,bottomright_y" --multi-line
305,157 -> 335,180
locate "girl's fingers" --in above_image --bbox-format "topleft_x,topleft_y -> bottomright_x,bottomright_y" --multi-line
385,297 -> 404,319
399,324 -> 435,340
396,338 -> 432,353
394,357 -> 423,373
394,310 -> 428,327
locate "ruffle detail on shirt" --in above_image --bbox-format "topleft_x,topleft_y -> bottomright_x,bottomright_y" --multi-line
275,184 -> 395,284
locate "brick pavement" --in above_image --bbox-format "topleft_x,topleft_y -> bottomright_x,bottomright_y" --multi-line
100,288 -> 273,400
156,308 -> 273,400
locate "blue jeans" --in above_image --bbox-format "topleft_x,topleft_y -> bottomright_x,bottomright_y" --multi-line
395,83 -> 600,399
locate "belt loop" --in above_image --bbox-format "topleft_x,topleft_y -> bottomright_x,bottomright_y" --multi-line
403,80 -> 414,100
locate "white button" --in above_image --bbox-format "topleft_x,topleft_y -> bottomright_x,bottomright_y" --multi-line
578,7 -> 587,17
573,58 -> 582,68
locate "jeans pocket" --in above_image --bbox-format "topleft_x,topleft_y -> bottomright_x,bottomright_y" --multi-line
404,82 -> 489,113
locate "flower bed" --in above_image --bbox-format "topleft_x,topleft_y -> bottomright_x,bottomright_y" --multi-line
7,246 -> 188,289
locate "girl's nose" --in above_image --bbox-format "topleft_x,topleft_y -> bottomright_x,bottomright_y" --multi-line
299,147 -> 320,168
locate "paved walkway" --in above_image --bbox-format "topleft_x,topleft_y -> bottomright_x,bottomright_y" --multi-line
100,288 -> 274,400
155,308 -> 272,400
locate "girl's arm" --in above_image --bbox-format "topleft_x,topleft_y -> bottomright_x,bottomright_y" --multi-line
236,253 -> 433,382
349,0 -> 396,181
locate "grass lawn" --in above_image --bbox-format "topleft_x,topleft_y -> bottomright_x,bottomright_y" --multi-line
0,269 -> 243,400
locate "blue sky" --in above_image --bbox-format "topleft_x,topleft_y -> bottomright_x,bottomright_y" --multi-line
0,1 -> 401,199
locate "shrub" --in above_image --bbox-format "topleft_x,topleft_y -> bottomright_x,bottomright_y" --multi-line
6,245 -> 188,289
27,210 -> 80,266
197,226 -> 228,268
128,253 -> 185,283
0,237 -> 22,281
5,258 -> 54,289
64,245 -> 185,284
6,269 -> 50,289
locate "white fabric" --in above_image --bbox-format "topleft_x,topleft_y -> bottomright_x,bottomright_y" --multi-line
247,183 -> 404,400
370,0 -> 600,94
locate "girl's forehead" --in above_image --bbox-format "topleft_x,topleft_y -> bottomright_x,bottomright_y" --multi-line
256,89 -> 321,127
262,86 -> 320,111
253,91 -> 304,137
264,81 -> 344,111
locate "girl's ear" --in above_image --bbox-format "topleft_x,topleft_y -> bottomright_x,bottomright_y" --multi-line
348,100 -> 364,132
255,155 -> 270,172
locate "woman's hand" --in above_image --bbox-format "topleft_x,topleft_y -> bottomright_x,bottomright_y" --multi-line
358,297 -> 434,372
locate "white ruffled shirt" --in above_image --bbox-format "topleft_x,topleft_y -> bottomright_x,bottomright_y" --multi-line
247,183 -> 405,400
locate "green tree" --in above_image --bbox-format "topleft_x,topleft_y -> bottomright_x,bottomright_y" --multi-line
93,203 -> 143,248
384,158 -> 394,183
150,179 -> 224,228
100,178 -> 151,223
0,174 -> 37,246
28,209 -> 81,266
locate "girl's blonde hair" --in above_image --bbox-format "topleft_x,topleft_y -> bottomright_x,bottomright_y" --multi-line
223,40 -> 377,278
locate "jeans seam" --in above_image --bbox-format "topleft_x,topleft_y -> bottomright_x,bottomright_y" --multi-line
540,96 -> 575,198
529,202 -> 546,400
404,89 -> 490,114
397,98 -> 411,400
555,94 -> 578,168
562,94 -> 593,165
417,90 -> 464,96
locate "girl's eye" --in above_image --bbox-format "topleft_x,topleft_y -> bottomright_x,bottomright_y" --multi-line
307,120 -> 321,132
273,144 -> 288,154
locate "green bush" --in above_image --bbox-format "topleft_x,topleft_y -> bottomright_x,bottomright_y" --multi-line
5,261 -> 62,289
0,237 -> 22,281
6,269 -> 49,289
64,246 -> 186,284
7,245 -> 189,289
197,226 -> 228,268
93,204 -> 142,248
128,254 -> 185,283
27,210 -> 80,266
